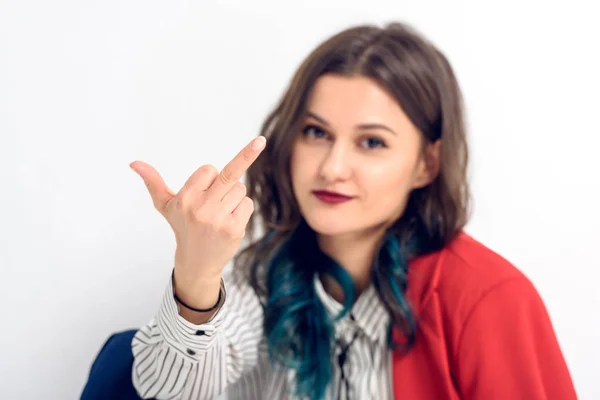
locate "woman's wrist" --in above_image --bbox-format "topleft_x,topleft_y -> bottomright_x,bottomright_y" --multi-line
172,270 -> 223,312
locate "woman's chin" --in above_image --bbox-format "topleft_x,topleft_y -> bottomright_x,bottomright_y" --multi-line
302,215 -> 356,237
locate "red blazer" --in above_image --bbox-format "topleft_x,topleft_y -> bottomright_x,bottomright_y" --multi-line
391,232 -> 577,400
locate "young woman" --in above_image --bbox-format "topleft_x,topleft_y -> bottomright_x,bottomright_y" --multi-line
129,22 -> 577,400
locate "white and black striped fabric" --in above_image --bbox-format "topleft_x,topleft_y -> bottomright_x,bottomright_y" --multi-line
132,268 -> 394,400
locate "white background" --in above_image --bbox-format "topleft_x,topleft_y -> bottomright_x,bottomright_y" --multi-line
1,0 -> 599,398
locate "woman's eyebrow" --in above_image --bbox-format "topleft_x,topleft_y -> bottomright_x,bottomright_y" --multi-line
306,111 -> 396,136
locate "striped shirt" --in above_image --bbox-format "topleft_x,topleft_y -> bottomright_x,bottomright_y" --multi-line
131,268 -> 393,399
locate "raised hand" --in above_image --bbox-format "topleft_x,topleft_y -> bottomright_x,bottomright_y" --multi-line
130,136 -> 266,310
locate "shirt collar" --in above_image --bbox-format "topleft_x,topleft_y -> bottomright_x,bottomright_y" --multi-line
314,274 -> 390,344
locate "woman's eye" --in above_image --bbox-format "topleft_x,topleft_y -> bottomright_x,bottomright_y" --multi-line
302,125 -> 327,139
361,137 -> 388,149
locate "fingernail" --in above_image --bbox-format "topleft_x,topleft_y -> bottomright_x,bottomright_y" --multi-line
251,136 -> 266,151
129,163 -> 139,174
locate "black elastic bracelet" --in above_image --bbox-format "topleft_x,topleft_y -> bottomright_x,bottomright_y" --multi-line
174,289 -> 222,313
172,270 -> 222,313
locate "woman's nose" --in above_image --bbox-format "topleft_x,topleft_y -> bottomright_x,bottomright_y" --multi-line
318,143 -> 353,182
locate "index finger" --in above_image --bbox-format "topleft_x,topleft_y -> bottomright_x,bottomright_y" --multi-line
208,136 -> 266,197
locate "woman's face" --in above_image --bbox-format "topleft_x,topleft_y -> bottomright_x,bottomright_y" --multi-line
290,74 -> 437,237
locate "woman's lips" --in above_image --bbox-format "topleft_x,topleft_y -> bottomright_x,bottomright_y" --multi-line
312,190 -> 354,204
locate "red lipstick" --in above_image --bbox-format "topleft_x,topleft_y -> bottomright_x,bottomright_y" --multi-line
312,190 -> 354,204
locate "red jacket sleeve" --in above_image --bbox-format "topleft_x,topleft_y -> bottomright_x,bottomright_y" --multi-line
453,277 -> 578,400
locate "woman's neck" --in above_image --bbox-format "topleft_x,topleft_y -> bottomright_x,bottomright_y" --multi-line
317,227 -> 387,304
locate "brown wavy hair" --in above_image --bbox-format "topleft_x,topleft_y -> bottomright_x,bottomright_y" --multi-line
234,21 -> 470,284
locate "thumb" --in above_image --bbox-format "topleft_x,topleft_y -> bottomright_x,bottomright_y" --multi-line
130,161 -> 175,214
